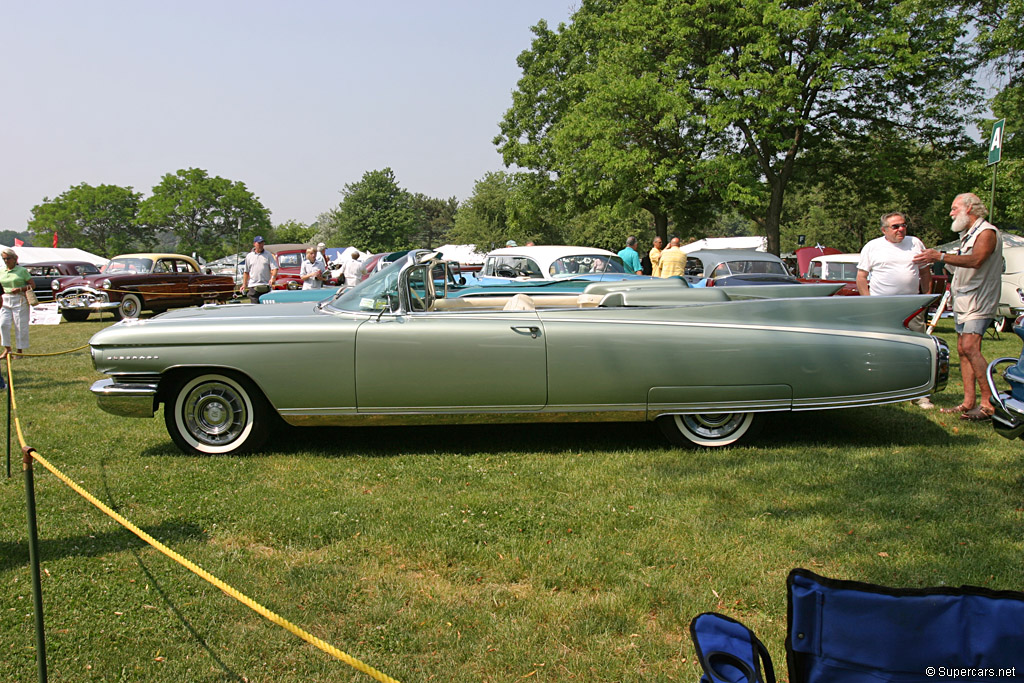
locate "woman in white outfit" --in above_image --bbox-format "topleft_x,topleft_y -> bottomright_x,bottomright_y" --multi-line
0,247 -> 34,359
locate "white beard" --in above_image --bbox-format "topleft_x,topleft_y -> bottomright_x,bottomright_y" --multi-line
951,213 -> 972,232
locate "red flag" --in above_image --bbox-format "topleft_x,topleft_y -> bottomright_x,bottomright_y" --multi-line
53,232 -> 58,248
13,238 -> 23,247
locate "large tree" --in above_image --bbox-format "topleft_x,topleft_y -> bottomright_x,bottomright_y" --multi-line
499,0 -> 977,254
410,194 -> 459,248
975,0 -> 1024,229
497,8 -> 722,242
317,168 -> 418,252
136,168 -> 271,258
28,183 -> 147,256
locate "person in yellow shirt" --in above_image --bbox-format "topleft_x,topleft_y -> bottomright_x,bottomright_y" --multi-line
658,237 -> 687,278
649,236 -> 664,277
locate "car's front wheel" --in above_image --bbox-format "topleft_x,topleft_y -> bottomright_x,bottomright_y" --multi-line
657,412 -> 759,447
114,294 -> 143,321
164,373 -> 271,455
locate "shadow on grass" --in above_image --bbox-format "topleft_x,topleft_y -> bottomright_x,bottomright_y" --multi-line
140,403 -> 975,459
0,519 -> 205,572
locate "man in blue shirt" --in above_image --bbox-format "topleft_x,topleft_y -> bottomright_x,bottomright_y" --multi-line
617,236 -> 643,274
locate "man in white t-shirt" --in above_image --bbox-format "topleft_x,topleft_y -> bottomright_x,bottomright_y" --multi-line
856,211 -> 934,408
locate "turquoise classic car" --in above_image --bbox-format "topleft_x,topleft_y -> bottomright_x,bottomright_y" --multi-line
89,251 -> 949,454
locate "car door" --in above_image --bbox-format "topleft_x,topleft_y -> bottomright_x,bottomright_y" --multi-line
354,310 -> 548,412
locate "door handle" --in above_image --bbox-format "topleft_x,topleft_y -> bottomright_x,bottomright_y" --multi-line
510,326 -> 540,338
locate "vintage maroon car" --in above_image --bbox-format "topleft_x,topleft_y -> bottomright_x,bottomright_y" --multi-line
54,253 -> 234,321
22,261 -> 101,302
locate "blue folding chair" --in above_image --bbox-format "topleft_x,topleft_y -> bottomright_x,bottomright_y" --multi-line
691,569 -> 1024,683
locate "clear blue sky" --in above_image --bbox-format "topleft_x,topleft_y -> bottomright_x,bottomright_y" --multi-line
0,1 -> 576,232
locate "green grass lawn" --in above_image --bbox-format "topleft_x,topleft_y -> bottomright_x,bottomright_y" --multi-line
2,315 -> 1022,682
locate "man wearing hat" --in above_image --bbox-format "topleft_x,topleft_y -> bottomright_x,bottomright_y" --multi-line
240,236 -> 278,303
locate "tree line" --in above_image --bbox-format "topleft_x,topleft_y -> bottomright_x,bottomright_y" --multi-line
21,0 -> 1023,258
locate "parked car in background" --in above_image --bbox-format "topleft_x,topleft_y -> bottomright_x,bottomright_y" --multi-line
685,249 -> 801,286
21,261 -> 101,302
988,316 -> 1024,439
479,245 -> 649,283
799,254 -> 862,295
55,253 -> 235,321
799,253 -> 949,300
89,250 -> 945,455
994,247 -> 1024,331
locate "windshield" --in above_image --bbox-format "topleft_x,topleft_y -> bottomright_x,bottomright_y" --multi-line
105,258 -> 154,274
721,260 -> 788,276
549,254 -> 627,277
327,261 -> 403,313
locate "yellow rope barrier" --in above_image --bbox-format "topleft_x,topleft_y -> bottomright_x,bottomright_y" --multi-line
5,356 -> 400,683
11,344 -> 90,358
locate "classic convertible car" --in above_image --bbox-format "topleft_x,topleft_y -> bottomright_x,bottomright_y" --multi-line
987,316 -> 1024,440
89,251 -> 948,455
55,253 -> 235,321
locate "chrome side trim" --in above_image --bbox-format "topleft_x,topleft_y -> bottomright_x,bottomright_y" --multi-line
90,378 -> 158,418
281,409 -> 642,427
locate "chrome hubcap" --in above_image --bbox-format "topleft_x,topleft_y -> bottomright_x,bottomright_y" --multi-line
183,381 -> 246,445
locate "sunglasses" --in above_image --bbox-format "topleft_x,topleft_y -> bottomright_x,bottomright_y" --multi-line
886,223 -> 908,229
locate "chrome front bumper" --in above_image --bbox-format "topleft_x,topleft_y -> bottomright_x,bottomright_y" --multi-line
57,287 -> 118,311
986,357 -> 1024,440
91,378 -> 158,418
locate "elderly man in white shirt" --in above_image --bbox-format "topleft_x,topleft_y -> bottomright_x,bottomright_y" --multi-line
856,211 -> 933,408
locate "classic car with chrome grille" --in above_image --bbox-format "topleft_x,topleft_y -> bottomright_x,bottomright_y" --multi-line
88,251 -> 948,454
22,260 -> 101,303
55,253 -> 235,322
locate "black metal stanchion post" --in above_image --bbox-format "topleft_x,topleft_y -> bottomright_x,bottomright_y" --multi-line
23,447 -> 48,683
6,366 -> 10,478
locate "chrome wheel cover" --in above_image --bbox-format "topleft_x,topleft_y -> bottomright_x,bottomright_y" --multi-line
672,412 -> 753,446
175,377 -> 252,452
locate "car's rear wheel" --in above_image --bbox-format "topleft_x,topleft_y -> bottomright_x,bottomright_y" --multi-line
994,316 -> 1010,333
164,373 -> 271,455
60,309 -> 91,322
114,294 -> 143,321
657,412 -> 759,447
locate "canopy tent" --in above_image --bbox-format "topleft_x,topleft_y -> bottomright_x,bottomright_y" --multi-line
435,244 -> 485,265
2,245 -> 108,267
679,236 -> 767,252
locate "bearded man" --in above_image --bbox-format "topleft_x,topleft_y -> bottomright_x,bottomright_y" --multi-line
914,193 -> 1002,421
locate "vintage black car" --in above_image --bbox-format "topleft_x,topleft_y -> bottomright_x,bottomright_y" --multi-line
22,260 -> 101,302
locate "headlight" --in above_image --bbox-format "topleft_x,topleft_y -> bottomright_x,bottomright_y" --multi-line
287,281 -> 300,290
101,279 -> 112,289
51,279 -> 60,291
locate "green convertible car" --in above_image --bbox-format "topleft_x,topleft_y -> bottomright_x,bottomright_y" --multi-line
89,251 -> 949,454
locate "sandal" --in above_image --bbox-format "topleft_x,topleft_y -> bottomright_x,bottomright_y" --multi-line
960,407 -> 993,422
940,404 -> 970,414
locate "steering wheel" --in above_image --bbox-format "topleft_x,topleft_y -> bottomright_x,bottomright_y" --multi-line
496,267 -> 518,278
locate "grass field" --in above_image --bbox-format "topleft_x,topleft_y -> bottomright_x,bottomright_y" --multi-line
1,315 -> 1022,682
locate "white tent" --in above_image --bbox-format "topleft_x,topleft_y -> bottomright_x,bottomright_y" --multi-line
435,244 -> 485,264
3,245 -> 108,267
679,236 -> 767,252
